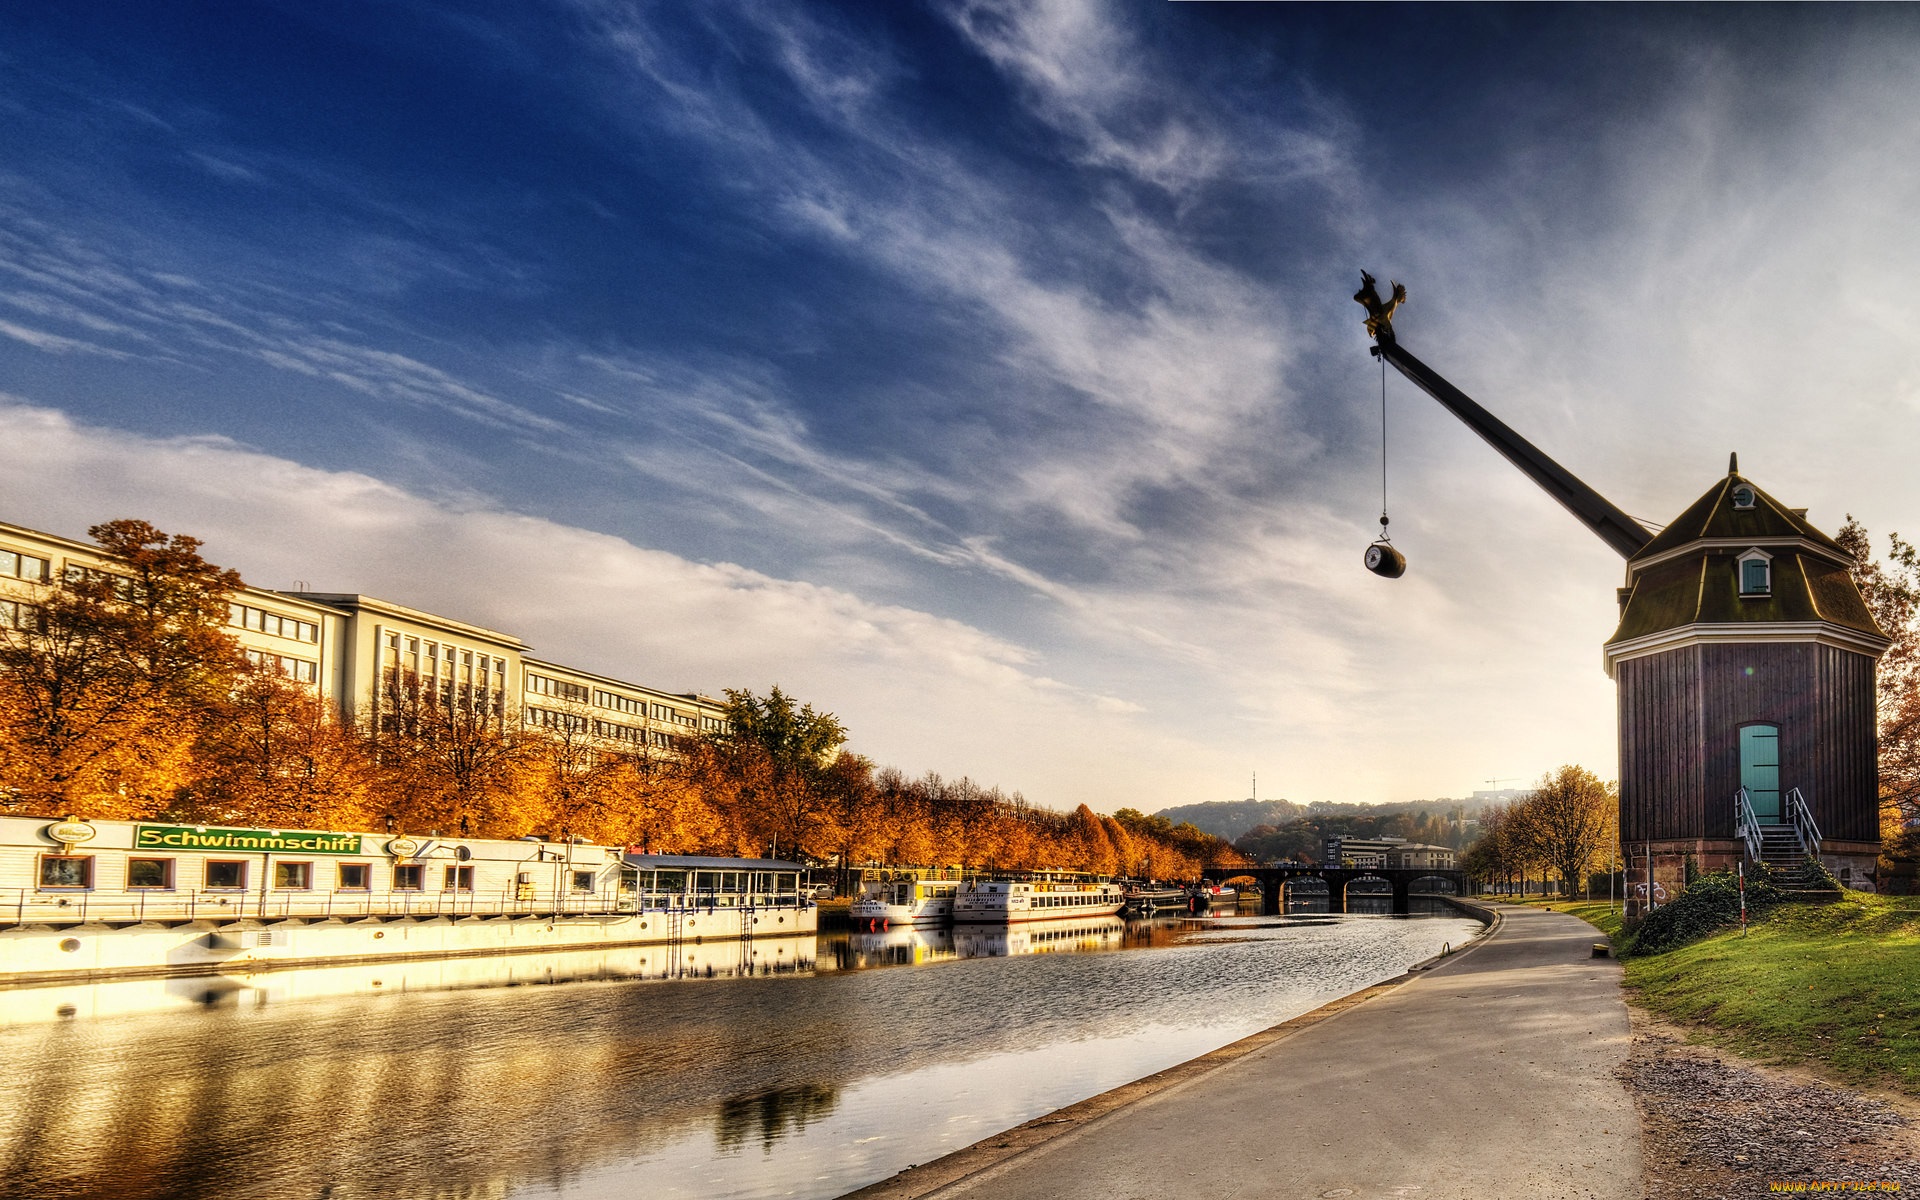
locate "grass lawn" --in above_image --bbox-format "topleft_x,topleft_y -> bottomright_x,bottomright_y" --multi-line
1563,892 -> 1920,1093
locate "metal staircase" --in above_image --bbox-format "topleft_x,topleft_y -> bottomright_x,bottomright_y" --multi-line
1735,786 -> 1826,887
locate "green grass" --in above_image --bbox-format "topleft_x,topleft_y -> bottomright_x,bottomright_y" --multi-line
1565,892 -> 1920,1092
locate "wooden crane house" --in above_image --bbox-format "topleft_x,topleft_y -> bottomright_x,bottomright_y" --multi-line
1353,274 -> 1888,912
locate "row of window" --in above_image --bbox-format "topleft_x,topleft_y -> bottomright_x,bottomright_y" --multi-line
592,719 -> 676,747
0,549 -> 50,582
36,855 -> 596,893
525,706 -> 589,733
531,677 -> 719,729
229,602 -> 320,643
526,673 -> 591,703
245,649 -> 319,683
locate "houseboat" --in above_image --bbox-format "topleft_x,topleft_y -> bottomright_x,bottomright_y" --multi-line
950,876 -> 1124,923
0,815 -> 816,985
849,873 -> 963,927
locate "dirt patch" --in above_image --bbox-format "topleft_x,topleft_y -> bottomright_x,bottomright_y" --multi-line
1624,1007 -> 1920,1197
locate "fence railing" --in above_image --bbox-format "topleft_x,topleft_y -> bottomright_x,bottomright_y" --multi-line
3,888 -> 812,926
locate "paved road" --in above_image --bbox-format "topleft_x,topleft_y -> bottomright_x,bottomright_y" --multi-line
847,903 -> 1640,1200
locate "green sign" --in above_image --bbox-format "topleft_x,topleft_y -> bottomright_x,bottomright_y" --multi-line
133,825 -> 365,855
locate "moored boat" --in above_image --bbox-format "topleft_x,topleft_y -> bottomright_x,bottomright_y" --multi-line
951,877 -> 1124,923
1121,884 -> 1187,914
849,874 -> 962,927
1188,884 -> 1238,911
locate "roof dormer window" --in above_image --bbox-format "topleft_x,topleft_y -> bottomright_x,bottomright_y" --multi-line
1738,547 -> 1772,596
1731,485 -> 1756,509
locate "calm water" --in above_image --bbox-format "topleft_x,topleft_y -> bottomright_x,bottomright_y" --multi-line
0,907 -> 1478,1200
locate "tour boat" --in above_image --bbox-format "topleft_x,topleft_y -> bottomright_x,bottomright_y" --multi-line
850,875 -> 963,927
950,878 -> 1125,923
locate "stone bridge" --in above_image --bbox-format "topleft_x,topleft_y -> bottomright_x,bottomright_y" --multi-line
1200,864 -> 1468,916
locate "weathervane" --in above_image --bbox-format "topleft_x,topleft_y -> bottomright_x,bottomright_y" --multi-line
1352,270 -> 1406,345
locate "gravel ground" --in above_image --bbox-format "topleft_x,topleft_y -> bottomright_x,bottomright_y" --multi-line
1624,1010 -> 1920,1197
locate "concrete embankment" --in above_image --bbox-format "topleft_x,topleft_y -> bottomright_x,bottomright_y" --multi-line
846,903 -> 1639,1200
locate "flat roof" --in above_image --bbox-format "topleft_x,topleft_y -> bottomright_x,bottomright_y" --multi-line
624,854 -> 805,871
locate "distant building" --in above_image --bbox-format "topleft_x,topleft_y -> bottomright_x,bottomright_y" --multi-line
0,517 -> 731,757
1386,843 -> 1457,870
1322,836 -> 1404,868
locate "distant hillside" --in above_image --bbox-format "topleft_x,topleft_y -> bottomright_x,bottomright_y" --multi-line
1150,799 -> 1304,842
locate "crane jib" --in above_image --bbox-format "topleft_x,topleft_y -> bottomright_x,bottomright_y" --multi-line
1374,341 -> 1653,561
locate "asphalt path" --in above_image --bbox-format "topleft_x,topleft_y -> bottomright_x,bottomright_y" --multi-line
846,903 -> 1640,1200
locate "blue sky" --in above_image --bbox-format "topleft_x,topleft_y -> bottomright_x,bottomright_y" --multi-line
3,3 -> 1919,812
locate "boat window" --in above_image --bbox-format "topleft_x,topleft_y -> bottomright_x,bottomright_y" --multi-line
695,871 -> 721,892
777,873 -> 796,891
653,870 -> 687,893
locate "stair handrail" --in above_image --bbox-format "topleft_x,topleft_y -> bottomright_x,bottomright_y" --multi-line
1734,787 -> 1762,861
1785,787 -> 1822,859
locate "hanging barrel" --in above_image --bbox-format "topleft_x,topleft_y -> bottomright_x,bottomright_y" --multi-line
1364,541 -> 1406,578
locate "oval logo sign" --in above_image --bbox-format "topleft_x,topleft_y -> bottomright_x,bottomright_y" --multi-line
46,820 -> 96,845
386,836 -> 422,859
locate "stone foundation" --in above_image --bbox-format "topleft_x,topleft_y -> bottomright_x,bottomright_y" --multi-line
1622,839 -> 1881,918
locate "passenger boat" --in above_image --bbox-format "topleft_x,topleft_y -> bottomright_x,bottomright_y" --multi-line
951,877 -> 1125,923
850,874 -> 963,927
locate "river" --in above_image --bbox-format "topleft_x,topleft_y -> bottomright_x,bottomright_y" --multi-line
0,907 -> 1478,1200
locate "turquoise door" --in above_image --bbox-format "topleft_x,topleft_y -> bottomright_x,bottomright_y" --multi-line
1740,724 -> 1781,824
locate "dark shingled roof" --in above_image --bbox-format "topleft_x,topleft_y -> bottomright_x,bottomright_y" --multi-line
1606,472 -> 1885,649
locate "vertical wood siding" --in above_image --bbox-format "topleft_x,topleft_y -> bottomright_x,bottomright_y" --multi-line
1619,642 -> 1879,843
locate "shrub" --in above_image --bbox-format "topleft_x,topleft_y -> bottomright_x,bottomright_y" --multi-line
1630,869 -> 1785,956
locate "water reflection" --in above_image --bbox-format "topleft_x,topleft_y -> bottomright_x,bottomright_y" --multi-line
0,911 -> 1479,1200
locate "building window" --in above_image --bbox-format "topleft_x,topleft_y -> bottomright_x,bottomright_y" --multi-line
445,866 -> 474,891
0,549 -> 51,582
205,860 -> 248,889
338,863 -> 370,889
571,870 -> 596,893
244,648 -> 319,682
1738,549 -> 1772,596
39,855 -> 93,889
526,674 -> 590,703
127,858 -> 174,889
274,862 -> 312,889
1731,485 -> 1756,509
393,864 -> 424,890
0,599 -> 41,631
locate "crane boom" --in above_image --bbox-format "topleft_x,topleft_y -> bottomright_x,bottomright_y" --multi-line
1372,338 -> 1653,560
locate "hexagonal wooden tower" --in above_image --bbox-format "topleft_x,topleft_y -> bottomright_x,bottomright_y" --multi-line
1605,464 -> 1889,898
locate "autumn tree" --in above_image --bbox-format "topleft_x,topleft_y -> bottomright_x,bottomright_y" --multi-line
707,686 -> 849,859
1838,517 -> 1920,842
1509,766 -> 1617,899
0,520 -> 246,815
363,670 -> 537,838
183,668 -> 373,830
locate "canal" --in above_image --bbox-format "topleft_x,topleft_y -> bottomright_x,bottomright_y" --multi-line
0,907 -> 1479,1199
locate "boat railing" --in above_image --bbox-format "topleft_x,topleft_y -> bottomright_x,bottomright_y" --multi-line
3,886 -> 813,926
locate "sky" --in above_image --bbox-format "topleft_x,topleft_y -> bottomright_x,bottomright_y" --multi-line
2,3 -> 1919,814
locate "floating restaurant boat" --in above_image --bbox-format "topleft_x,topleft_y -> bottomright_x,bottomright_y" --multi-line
849,872 -> 963,927
0,815 -> 816,986
950,876 -> 1124,923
